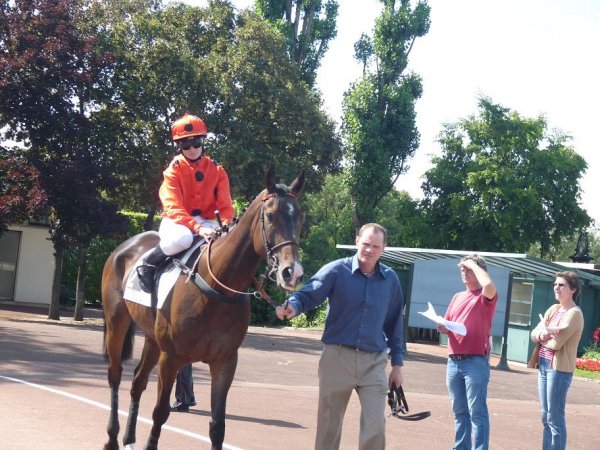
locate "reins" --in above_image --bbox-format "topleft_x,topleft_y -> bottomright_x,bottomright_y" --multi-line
185,191 -> 300,308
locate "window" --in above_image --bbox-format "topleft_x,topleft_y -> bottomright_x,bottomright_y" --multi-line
0,230 -> 21,300
509,278 -> 534,326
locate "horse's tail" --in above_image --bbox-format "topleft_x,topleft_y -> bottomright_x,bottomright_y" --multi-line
102,321 -> 136,362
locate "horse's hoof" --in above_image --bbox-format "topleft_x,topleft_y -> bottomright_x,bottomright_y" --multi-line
124,444 -> 136,450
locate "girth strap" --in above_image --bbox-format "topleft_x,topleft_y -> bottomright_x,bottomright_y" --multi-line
172,258 -> 253,304
192,272 -> 253,304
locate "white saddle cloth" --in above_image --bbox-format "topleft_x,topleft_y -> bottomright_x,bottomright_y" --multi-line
123,241 -> 203,309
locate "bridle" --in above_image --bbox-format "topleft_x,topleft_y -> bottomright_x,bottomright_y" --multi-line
259,192 -> 300,284
199,191 -> 300,303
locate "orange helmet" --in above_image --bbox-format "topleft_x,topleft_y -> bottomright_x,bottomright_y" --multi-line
171,114 -> 208,141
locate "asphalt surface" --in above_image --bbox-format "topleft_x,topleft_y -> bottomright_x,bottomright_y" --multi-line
1,302 -> 599,449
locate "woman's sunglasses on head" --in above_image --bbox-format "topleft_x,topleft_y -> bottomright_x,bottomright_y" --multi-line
178,136 -> 205,150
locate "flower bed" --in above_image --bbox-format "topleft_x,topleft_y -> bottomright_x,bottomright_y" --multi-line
576,357 -> 600,372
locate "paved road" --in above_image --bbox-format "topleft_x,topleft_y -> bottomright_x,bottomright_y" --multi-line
1,305 -> 599,449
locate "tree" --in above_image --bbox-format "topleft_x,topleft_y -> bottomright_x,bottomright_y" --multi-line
421,97 -> 591,254
341,0 -> 430,230
211,9 -> 342,200
93,1 -> 341,209
528,229 -> 600,263
255,0 -> 339,87
0,0 -> 126,319
374,188 -> 427,248
87,0 -> 212,225
0,151 -> 48,234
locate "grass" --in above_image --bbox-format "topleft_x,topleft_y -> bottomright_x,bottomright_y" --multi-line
575,368 -> 600,382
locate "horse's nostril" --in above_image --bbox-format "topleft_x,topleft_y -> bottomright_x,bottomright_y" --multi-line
282,267 -> 292,282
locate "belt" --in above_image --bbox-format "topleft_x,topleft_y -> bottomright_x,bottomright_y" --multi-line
340,344 -> 367,353
449,354 -> 476,361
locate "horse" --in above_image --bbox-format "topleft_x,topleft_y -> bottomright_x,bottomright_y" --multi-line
101,166 -> 305,450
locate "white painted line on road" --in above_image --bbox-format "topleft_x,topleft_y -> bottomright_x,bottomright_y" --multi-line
0,374 -> 244,450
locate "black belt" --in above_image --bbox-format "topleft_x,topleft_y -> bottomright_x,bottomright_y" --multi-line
449,354 -> 477,361
340,344 -> 367,353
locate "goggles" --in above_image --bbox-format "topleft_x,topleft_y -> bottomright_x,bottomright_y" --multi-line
178,136 -> 205,150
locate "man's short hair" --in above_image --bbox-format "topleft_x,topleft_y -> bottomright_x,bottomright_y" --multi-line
357,223 -> 388,246
461,254 -> 487,271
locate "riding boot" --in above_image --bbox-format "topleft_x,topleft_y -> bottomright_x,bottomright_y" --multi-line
136,245 -> 167,293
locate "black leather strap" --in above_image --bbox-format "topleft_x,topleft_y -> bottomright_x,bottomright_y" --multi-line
192,272 -> 253,304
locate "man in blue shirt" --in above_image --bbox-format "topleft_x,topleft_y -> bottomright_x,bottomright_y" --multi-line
277,223 -> 405,450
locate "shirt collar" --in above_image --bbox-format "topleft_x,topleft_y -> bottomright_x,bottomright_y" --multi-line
351,255 -> 385,278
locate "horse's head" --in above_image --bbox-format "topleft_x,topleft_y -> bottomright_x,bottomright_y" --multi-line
258,165 -> 305,291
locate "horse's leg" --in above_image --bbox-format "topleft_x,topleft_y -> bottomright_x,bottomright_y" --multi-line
104,312 -> 135,450
209,352 -> 239,450
144,354 -> 179,450
123,336 -> 160,448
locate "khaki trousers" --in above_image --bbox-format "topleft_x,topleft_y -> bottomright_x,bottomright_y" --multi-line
315,344 -> 388,450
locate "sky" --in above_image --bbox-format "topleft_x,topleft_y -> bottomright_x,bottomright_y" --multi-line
178,0 -> 600,225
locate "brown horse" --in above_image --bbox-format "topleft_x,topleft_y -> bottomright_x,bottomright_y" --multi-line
101,166 -> 305,450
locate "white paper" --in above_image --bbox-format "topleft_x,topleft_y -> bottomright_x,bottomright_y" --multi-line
538,314 -> 566,334
418,302 -> 467,336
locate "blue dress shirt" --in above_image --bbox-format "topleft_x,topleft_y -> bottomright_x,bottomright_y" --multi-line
287,255 -> 405,366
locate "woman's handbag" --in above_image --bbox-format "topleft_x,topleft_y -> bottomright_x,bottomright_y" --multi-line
528,342 -> 541,369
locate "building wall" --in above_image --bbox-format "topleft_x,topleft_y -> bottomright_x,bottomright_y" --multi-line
577,285 -> 600,353
8,224 -> 54,305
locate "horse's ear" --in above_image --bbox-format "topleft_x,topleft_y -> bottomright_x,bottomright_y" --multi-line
265,164 -> 276,193
289,170 -> 305,196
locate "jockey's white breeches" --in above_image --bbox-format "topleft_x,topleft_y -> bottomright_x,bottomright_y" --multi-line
158,216 -> 218,256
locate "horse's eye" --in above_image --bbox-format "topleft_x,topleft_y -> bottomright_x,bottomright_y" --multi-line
266,213 -> 274,223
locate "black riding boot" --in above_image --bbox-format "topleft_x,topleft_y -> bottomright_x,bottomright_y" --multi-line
136,245 -> 167,293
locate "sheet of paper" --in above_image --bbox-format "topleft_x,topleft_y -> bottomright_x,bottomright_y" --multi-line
418,302 -> 467,336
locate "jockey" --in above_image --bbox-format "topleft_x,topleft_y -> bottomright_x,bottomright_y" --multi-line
137,113 -> 235,293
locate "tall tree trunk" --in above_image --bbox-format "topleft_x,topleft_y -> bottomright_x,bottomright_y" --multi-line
73,243 -> 88,321
48,245 -> 64,320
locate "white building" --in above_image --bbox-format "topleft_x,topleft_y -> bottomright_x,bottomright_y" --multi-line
0,223 -> 54,305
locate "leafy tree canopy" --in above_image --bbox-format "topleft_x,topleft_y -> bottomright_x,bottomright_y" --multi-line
0,150 -> 48,234
341,0 -> 430,228
421,97 -> 591,255
255,0 -> 338,87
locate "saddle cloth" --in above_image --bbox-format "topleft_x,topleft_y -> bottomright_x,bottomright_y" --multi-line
123,240 -> 203,309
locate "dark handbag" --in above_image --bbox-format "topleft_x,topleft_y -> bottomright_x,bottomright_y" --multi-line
528,342 -> 541,369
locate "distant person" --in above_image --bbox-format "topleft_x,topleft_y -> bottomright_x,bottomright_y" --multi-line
438,254 -> 497,450
531,271 -> 584,450
137,113 -> 235,293
276,223 -> 405,450
171,364 -> 195,412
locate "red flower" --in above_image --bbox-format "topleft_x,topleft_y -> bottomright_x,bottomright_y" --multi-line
577,358 -> 600,372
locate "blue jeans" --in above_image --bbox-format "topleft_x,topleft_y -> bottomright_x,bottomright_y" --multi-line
538,357 -> 573,450
446,355 -> 490,450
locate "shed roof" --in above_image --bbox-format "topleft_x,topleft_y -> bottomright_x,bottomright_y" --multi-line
336,245 -> 600,287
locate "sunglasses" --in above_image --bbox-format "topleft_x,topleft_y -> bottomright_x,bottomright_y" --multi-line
387,383 -> 409,417
178,136 -> 205,150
